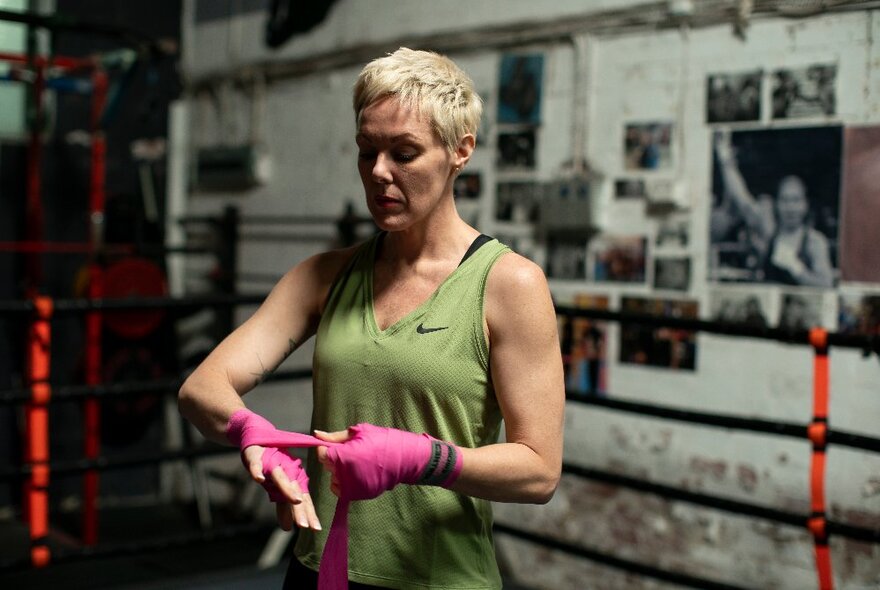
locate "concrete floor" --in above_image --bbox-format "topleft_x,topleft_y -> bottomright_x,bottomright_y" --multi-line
0,503 -> 535,589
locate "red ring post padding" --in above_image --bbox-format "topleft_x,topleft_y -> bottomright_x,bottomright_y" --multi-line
26,295 -> 53,567
808,327 -> 833,590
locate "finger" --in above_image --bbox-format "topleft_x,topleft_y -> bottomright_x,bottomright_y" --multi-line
317,446 -> 327,463
271,466 -> 303,504
293,494 -> 321,531
313,429 -> 351,443
276,502 -> 294,531
301,493 -> 322,531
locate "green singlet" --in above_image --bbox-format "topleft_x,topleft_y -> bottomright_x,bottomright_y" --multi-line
294,232 -> 511,590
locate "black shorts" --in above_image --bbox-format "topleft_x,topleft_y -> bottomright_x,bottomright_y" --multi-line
283,556 -> 389,590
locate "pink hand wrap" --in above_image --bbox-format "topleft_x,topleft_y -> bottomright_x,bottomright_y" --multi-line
225,410 -> 463,590
326,423 -> 463,501
226,408 -> 330,502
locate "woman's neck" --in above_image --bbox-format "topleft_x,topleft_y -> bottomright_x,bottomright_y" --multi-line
380,200 -> 478,266
777,224 -> 806,238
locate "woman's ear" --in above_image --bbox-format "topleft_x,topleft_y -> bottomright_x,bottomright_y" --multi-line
452,133 -> 476,170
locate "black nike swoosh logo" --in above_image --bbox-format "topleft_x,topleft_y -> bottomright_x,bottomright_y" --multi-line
416,323 -> 448,334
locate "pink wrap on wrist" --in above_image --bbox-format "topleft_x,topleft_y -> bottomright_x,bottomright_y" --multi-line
225,409 -> 463,590
326,423 -> 463,500
226,408 -> 329,502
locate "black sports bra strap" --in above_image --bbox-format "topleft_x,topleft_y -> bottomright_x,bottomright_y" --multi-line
458,234 -> 494,267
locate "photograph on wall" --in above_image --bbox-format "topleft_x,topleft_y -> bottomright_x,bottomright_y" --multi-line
777,291 -> 824,331
546,237 -> 587,280
453,172 -> 482,200
772,64 -> 836,120
653,257 -> 691,292
838,293 -> 880,335
624,122 -> 673,171
615,178 -> 646,199
708,126 -> 841,287
839,126 -> 880,283
497,53 -> 543,124
495,181 -> 540,222
619,296 -> 698,371
497,129 -> 536,170
558,293 -> 609,397
656,214 -> 690,249
709,288 -> 771,328
706,70 -> 762,124
589,235 -> 647,283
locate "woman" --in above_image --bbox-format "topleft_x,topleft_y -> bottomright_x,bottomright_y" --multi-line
713,130 -> 834,287
178,48 -> 564,589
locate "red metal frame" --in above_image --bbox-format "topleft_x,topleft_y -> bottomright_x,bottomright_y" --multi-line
3,49 -> 109,559
82,67 -> 108,546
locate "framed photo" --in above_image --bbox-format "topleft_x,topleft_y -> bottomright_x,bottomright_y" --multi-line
839,126 -> 880,282
624,122 -> 673,171
772,64 -> 836,120
706,70 -> 762,124
709,288 -> 771,328
653,257 -> 691,292
497,53 -> 544,124
558,294 -> 609,397
589,235 -> 647,283
709,126 -> 841,287
619,296 -> 698,371
497,129 -> 537,170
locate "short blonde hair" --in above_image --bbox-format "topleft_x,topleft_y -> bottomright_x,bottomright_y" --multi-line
353,47 -> 483,152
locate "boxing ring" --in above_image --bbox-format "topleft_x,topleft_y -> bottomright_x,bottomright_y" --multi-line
1,294 -> 878,589
0,13 -> 877,589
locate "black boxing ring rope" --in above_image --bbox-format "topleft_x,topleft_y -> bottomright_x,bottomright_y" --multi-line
0,369 -> 314,405
565,393 -> 880,454
0,520 -> 278,574
494,522 -> 753,590
2,295 -> 879,589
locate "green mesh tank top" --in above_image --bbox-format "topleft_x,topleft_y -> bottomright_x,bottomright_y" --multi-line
294,233 -> 510,590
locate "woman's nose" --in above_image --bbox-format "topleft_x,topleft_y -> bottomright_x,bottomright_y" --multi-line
371,153 -> 393,184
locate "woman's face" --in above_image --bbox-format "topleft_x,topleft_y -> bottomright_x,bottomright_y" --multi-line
356,97 -> 464,232
776,176 -> 809,231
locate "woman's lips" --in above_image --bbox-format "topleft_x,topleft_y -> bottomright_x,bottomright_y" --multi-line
374,195 -> 402,209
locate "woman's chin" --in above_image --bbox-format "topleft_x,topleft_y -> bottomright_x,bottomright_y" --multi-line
371,214 -> 410,233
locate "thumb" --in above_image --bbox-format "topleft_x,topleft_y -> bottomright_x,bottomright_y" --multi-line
242,445 -> 266,482
313,428 -> 351,444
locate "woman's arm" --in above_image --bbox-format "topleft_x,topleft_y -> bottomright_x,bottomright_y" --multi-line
714,131 -> 772,239
179,248 -> 355,531
796,230 -> 834,288
178,248 -> 353,443
449,253 -> 565,504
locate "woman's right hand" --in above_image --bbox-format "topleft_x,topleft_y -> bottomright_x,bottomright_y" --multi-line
714,129 -> 734,164
241,444 -> 323,531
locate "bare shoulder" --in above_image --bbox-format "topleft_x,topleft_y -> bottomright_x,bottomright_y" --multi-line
485,252 -> 554,329
487,251 -> 550,297
806,228 -> 830,250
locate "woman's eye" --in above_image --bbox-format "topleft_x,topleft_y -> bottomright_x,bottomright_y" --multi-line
395,153 -> 416,163
358,152 -> 376,161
